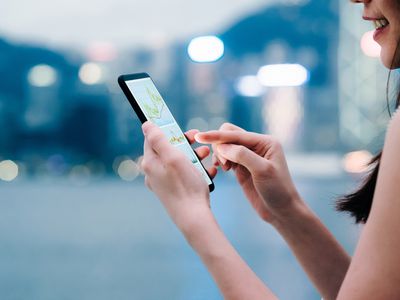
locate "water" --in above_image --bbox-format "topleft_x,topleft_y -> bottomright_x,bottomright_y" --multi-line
0,174 -> 360,300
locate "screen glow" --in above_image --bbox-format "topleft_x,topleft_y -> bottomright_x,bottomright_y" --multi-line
125,77 -> 212,185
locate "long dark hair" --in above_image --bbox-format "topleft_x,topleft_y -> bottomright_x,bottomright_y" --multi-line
336,40 -> 400,224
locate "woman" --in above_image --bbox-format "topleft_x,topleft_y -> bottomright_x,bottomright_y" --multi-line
140,0 -> 400,299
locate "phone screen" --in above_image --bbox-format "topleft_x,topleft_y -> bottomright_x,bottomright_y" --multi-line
124,77 -> 213,186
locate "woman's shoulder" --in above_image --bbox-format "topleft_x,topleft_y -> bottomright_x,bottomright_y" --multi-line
335,107 -> 400,299
372,109 -> 400,209
374,110 -> 400,203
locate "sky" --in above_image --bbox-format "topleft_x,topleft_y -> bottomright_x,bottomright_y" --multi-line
0,0 -> 277,51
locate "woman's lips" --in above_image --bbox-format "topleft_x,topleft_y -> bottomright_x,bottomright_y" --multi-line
373,24 -> 389,42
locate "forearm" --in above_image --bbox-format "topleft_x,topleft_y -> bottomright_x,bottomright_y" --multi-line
271,199 -> 351,300
182,209 -> 278,300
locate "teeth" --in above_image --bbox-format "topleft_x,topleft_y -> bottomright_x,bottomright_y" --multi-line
373,18 -> 389,29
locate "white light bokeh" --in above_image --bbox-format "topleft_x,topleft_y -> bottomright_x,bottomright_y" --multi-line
209,117 -> 227,130
235,75 -> 265,97
342,150 -> 373,173
186,117 -> 209,131
118,160 -> 140,181
188,36 -> 224,63
0,160 -> 19,182
360,30 -> 381,58
27,64 -> 58,87
257,64 -> 309,87
263,87 -> 303,147
69,165 -> 91,185
79,62 -> 104,85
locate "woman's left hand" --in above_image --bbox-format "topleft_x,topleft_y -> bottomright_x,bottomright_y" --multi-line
141,121 -> 215,232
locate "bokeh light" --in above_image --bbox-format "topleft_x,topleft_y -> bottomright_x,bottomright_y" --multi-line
360,30 -> 381,58
209,117 -> 227,130
27,64 -> 58,87
79,62 -> 104,85
69,165 -> 91,185
264,87 -> 303,146
0,160 -> 19,182
46,154 -> 67,176
117,159 -> 140,181
187,36 -> 224,63
186,117 -> 209,132
87,42 -> 117,62
235,75 -> 265,97
257,64 -> 309,87
342,150 -> 373,174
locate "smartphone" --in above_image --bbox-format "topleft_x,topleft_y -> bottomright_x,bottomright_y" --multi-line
118,72 -> 215,192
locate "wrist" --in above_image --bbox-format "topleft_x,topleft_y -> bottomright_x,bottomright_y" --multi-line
268,194 -> 311,229
181,210 -> 225,257
169,199 -> 215,237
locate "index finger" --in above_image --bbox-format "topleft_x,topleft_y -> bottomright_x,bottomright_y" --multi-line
185,129 -> 200,145
195,130 -> 271,149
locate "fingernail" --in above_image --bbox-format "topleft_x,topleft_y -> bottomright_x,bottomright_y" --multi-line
194,133 -> 203,143
142,122 -> 154,136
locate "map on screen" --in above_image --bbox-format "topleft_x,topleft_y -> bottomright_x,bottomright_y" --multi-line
126,78 -> 212,185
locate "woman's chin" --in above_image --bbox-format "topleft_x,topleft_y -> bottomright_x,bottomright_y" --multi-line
380,48 -> 400,69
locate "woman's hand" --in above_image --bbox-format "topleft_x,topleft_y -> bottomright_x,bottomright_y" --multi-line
141,122 -> 216,233
141,122 -> 279,300
184,128 -> 218,179
195,123 -> 301,224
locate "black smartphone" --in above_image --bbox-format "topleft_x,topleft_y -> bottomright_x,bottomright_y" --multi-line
118,72 -> 215,192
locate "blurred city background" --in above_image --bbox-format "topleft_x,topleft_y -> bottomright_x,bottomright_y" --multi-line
0,0 -> 395,299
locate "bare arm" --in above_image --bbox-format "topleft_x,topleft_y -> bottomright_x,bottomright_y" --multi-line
271,199 -> 350,300
182,208 -> 277,300
196,123 -> 350,299
141,122 -> 278,300
337,114 -> 400,299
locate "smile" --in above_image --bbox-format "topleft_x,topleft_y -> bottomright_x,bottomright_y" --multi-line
373,18 -> 389,30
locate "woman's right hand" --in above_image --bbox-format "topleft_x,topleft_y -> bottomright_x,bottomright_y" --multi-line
195,123 -> 302,224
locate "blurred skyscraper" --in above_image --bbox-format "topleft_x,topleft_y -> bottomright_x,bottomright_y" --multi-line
219,0 -> 340,151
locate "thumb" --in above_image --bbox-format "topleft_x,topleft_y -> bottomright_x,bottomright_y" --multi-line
217,144 -> 270,175
142,121 -> 174,160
